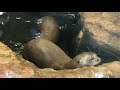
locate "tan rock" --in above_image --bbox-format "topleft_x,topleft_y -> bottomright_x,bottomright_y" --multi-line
0,41 -> 120,78
74,12 -> 120,61
1,12 -> 120,77
0,42 -> 39,78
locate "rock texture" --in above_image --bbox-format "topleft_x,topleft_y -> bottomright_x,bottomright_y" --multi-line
74,12 -> 120,62
0,42 -> 39,78
1,12 -> 120,78
0,41 -> 120,78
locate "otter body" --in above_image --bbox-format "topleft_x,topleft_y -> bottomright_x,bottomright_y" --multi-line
63,52 -> 101,69
23,38 -> 72,70
23,38 -> 101,70
23,15 -> 101,70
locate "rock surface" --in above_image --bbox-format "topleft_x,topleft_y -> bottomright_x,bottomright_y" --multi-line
0,41 -> 39,78
0,41 -> 120,78
74,12 -> 120,62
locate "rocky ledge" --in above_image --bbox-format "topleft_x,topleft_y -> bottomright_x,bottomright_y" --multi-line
0,41 -> 119,78
75,12 -> 120,62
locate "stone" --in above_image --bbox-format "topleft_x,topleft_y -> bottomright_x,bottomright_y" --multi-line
0,41 -> 120,78
1,12 -> 120,78
74,12 -> 120,62
0,42 -> 39,78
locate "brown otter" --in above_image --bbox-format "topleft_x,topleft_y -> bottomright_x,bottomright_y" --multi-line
37,16 -> 60,43
23,38 -> 101,70
62,52 -> 101,69
23,38 -> 72,70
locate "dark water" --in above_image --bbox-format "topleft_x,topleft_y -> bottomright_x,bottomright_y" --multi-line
0,12 -> 79,56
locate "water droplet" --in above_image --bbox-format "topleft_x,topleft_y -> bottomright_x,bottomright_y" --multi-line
25,20 -> 31,23
37,18 -> 43,24
16,17 -> 21,20
0,12 -> 4,15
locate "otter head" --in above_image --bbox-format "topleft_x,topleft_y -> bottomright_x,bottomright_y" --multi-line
63,52 -> 101,69
73,52 -> 101,68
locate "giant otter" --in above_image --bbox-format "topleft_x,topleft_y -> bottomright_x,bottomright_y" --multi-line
62,52 -> 101,69
23,38 -> 72,70
23,15 -> 101,70
23,38 -> 101,70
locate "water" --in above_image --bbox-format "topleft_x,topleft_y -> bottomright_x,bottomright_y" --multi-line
0,12 -> 118,64
0,12 -> 79,55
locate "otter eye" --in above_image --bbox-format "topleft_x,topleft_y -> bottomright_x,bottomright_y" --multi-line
77,61 -> 80,63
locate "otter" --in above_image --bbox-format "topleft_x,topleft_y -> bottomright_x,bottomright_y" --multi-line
23,15 -> 101,70
23,38 -> 72,70
62,52 -> 101,69
23,38 -> 101,70
37,16 -> 60,43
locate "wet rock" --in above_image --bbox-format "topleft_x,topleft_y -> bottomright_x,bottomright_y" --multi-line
0,41 -> 120,78
0,41 -> 39,78
74,12 -> 120,62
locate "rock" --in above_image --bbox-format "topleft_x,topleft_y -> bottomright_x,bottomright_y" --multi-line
0,41 -> 120,78
0,41 -> 39,78
74,12 -> 120,62
1,12 -> 120,77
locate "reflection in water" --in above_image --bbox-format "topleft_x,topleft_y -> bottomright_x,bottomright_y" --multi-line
0,30 -> 3,38
0,12 -> 9,25
0,12 -> 40,55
